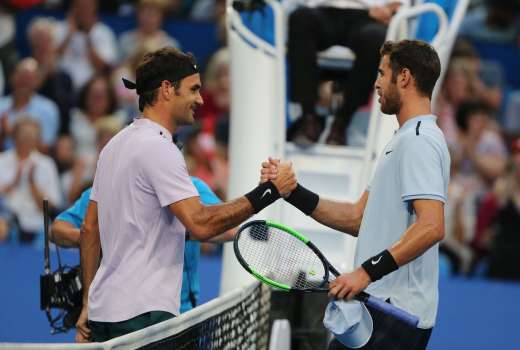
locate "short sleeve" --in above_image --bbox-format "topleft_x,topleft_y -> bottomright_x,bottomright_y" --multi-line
400,136 -> 447,204
191,177 -> 221,205
56,188 -> 92,228
142,142 -> 198,207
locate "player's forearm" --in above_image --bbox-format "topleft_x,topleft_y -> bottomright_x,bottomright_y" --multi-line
190,197 -> 254,240
389,219 -> 444,267
80,222 -> 100,305
311,199 -> 362,236
207,227 -> 237,243
51,220 -> 80,247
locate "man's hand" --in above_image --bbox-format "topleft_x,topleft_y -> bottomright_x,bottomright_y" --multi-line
75,306 -> 90,343
260,157 -> 281,183
368,5 -> 393,25
328,267 -> 371,300
270,161 -> 297,197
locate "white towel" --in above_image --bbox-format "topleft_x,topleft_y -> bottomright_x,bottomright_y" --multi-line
323,299 -> 373,349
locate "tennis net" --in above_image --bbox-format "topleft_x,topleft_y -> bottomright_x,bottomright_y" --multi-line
0,281 -> 271,350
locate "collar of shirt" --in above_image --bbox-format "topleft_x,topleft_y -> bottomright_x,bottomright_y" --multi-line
396,114 -> 437,135
132,117 -> 173,142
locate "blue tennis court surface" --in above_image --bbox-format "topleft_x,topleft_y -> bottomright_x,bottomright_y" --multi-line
1,243 -> 519,349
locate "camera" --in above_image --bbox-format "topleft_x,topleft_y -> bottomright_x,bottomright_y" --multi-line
40,265 -> 83,332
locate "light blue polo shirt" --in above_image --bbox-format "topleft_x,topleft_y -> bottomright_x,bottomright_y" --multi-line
355,115 -> 450,329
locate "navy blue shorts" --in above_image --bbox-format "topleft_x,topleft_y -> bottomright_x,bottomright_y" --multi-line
328,303 -> 432,350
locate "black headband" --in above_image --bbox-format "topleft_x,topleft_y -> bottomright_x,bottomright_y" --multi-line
122,62 -> 199,95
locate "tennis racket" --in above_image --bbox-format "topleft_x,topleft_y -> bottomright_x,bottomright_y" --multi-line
233,220 -> 419,327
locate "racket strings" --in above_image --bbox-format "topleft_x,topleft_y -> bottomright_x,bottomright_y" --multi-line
238,224 -> 327,290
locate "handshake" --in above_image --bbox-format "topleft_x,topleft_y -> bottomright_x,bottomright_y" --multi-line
251,157 -> 319,216
259,157 -> 296,197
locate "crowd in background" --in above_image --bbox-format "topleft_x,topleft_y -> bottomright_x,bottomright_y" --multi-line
0,0 -> 519,280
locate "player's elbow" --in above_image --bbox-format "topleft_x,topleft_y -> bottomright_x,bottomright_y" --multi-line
428,221 -> 445,243
433,226 -> 445,243
80,221 -> 99,245
51,220 -> 79,247
187,225 -> 213,241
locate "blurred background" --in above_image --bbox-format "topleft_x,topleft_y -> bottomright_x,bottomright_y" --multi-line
0,0 -> 519,349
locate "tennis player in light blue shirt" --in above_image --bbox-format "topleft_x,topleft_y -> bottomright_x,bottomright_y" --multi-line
53,176 -> 223,315
355,113 -> 450,329
263,40 -> 449,349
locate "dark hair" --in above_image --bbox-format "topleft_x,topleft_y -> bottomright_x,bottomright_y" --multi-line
455,100 -> 492,132
136,47 -> 197,111
380,40 -> 441,99
78,74 -> 118,115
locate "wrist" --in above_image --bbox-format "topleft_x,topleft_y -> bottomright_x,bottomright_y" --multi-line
356,266 -> 372,285
284,183 -> 319,215
361,249 -> 398,282
245,181 -> 281,214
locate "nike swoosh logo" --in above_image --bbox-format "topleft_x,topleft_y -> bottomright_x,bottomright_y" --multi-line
385,150 -> 393,155
261,188 -> 272,199
371,256 -> 383,265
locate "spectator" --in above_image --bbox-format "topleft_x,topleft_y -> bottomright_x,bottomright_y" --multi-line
459,0 -> 520,44
212,118 -> 230,200
112,40 -> 163,120
435,55 -> 502,146
485,138 -> 520,280
0,58 -> 60,152
69,75 -> 125,169
55,120 -> 119,206
190,0 -> 226,22
118,0 -> 181,62
287,0 -> 404,146
197,48 -> 229,135
441,153 -> 476,275
452,100 -> 507,195
184,125 -> 217,191
0,118 -> 61,244
55,0 -> 118,89
0,5 -> 18,96
27,17 -> 74,134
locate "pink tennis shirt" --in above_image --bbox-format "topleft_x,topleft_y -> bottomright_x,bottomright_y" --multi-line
89,117 -> 198,322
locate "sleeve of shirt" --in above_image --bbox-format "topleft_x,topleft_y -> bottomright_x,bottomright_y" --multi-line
142,142 -> 198,207
55,188 -> 92,228
191,177 -> 222,205
400,135 -> 447,204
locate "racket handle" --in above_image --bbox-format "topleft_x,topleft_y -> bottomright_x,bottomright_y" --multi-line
357,292 -> 420,327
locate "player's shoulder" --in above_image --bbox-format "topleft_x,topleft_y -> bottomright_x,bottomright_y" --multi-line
398,119 -> 448,156
400,118 -> 445,145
